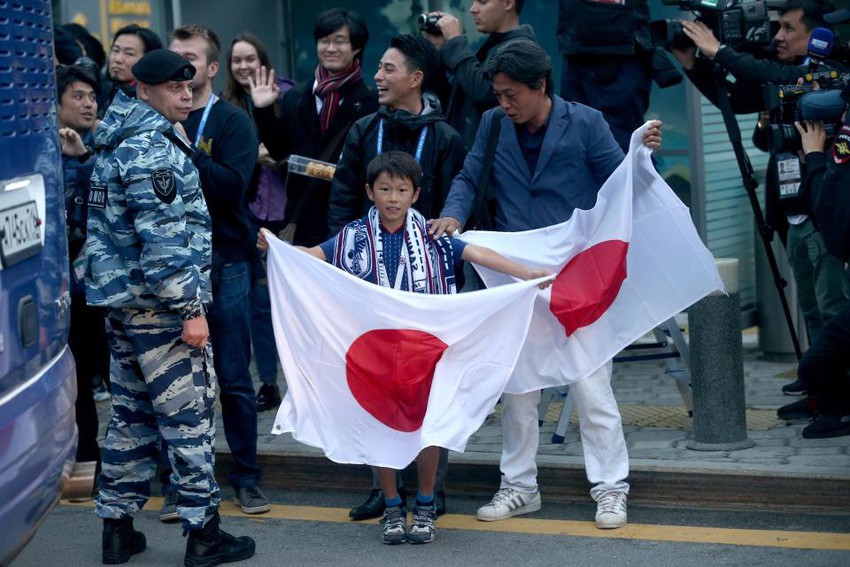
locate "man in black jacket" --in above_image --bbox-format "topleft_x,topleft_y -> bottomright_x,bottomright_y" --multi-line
327,34 -> 467,521
672,1 -> 849,401
422,0 -> 534,150
789,84 -> 850,438
163,23 -> 271,519
327,34 -> 467,233
249,8 -> 378,247
558,0 -> 653,152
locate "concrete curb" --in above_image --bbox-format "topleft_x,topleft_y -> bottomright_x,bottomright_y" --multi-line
217,450 -> 850,513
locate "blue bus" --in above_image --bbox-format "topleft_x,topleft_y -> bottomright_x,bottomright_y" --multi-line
0,0 -> 79,563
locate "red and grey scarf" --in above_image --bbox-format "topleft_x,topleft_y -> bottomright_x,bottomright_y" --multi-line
313,60 -> 362,133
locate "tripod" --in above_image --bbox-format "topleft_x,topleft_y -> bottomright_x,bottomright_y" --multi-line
711,63 -> 802,360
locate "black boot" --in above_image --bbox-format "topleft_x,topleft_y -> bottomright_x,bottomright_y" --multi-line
102,517 -> 146,564
184,513 -> 256,567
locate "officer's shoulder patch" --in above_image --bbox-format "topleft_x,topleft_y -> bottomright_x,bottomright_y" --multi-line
833,125 -> 850,166
151,168 -> 177,204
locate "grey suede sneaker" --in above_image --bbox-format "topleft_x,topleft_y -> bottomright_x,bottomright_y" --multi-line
234,485 -> 271,514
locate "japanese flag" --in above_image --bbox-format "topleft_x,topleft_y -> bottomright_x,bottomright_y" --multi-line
459,122 -> 724,393
265,236 -> 543,469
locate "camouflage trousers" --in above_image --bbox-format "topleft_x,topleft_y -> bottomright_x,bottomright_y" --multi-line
95,307 -> 220,530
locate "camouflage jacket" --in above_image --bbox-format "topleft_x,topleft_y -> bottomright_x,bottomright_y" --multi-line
85,91 -> 212,317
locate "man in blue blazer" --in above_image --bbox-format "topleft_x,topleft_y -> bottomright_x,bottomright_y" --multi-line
431,40 -> 662,530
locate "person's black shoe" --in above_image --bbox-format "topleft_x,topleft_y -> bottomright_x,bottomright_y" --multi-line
102,517 -> 146,564
184,512 -> 255,567
256,384 -> 282,412
777,396 -> 817,421
781,378 -> 807,395
349,487 -> 407,520
802,412 -> 850,438
435,490 -> 446,517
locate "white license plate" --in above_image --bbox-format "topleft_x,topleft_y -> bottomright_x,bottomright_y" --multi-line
0,200 -> 42,267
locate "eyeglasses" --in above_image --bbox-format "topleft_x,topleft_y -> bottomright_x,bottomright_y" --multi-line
318,37 -> 351,48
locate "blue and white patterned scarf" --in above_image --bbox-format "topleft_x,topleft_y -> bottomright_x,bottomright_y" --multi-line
330,206 -> 456,295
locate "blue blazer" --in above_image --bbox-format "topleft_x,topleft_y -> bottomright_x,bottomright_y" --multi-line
441,95 -> 624,232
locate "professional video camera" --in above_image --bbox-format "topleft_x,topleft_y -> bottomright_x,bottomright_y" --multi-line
763,28 -> 850,153
652,0 -> 784,51
763,76 -> 850,153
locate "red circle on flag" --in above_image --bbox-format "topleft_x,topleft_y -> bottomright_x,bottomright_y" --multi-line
550,240 -> 629,336
346,329 -> 448,432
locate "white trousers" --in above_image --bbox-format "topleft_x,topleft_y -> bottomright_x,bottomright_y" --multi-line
498,361 -> 629,501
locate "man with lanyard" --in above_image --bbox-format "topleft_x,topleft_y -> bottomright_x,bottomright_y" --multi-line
165,24 -> 270,518
326,33 -> 467,521
672,0 -> 849,401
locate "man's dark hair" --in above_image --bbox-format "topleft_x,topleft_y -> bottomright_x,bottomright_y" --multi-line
781,0 -> 837,31
484,40 -> 553,96
62,23 -> 106,70
314,8 -> 369,62
515,0 -> 525,14
111,24 -> 163,54
56,64 -> 99,99
388,34 -> 439,92
366,151 -> 422,188
171,23 -> 222,64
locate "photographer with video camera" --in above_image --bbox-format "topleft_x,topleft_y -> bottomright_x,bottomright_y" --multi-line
420,0 -> 534,150
668,1 -> 849,404
786,77 -> 850,438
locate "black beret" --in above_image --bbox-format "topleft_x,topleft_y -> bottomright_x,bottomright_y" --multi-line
132,49 -> 196,85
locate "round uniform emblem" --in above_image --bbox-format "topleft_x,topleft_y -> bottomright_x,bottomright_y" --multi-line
152,168 -> 177,204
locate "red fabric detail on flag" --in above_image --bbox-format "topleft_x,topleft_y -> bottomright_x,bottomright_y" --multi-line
346,329 -> 448,432
550,240 -> 629,336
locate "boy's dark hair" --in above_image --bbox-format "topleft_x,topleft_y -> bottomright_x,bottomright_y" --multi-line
111,24 -> 163,54
171,23 -> 221,64
314,8 -> 369,62
781,0 -> 837,31
388,34 -> 439,91
484,39 -> 553,96
56,64 -> 99,98
366,151 -> 422,188
515,0 -> 525,14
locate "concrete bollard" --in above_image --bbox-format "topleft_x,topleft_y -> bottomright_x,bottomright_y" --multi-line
687,258 -> 755,451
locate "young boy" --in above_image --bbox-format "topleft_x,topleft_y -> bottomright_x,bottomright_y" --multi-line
260,151 -> 550,545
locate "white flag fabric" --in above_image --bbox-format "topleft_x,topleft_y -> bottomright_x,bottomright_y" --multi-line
265,235 -> 543,469
459,122 -> 725,394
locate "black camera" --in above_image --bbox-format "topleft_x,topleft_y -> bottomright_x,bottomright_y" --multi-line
763,73 -> 850,153
652,0 -> 780,51
418,14 -> 442,35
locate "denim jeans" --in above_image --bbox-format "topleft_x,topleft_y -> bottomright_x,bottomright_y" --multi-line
207,260 -> 261,488
250,260 -> 281,386
787,219 -> 849,342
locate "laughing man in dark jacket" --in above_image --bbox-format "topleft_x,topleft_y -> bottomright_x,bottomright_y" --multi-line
327,34 -> 467,234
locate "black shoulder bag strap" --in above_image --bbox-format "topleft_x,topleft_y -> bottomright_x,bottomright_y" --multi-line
470,108 -> 504,230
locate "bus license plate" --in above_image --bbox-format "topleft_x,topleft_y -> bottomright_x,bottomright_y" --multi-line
0,200 -> 42,268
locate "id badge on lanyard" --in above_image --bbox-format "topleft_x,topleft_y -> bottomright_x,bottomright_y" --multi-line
776,152 -> 802,201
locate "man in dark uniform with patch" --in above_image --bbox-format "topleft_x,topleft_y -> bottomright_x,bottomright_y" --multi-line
85,49 -> 255,567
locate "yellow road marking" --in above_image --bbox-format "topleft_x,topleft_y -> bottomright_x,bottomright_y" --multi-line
63,498 -> 850,551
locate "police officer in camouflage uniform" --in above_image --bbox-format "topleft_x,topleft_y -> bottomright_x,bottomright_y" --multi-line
85,49 -> 255,567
